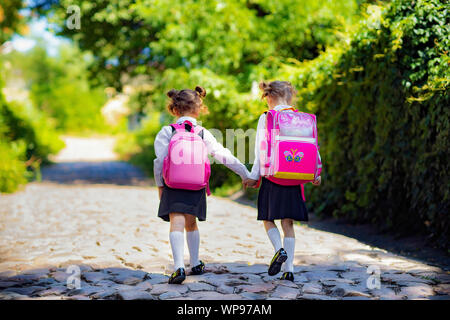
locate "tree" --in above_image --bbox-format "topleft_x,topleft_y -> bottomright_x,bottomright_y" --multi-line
0,0 -> 26,45
30,0 -> 362,90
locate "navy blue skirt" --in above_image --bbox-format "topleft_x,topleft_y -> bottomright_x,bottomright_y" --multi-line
158,182 -> 207,222
257,178 -> 308,222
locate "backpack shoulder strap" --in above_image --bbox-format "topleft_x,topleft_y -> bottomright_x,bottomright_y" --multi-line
170,123 -> 188,139
193,125 -> 205,139
170,123 -> 185,132
183,121 -> 194,133
265,110 -> 279,158
265,109 -> 278,130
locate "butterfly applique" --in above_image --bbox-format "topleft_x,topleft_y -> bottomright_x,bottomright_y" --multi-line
284,149 -> 304,162
294,151 -> 304,162
284,151 -> 294,162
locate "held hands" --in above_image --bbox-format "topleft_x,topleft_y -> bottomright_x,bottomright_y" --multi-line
243,178 -> 259,189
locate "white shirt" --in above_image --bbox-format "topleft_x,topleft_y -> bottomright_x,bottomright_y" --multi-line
249,105 -> 321,180
153,116 -> 250,187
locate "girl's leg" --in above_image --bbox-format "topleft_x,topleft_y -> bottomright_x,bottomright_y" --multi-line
169,213 -> 186,271
263,220 -> 282,253
280,218 -> 295,273
185,214 -> 200,266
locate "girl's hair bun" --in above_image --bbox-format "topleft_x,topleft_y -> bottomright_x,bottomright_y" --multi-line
259,80 -> 296,102
166,87 -> 209,116
167,89 -> 179,98
259,81 -> 269,91
259,81 -> 271,98
195,86 -> 206,98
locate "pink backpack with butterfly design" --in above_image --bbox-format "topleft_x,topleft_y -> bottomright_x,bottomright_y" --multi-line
163,120 -> 211,195
259,107 -> 322,199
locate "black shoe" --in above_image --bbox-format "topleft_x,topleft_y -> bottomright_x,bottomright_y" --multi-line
268,248 -> 288,276
168,268 -> 186,284
191,261 -> 205,275
280,272 -> 294,281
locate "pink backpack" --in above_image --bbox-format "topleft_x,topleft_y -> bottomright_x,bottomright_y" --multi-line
163,120 -> 211,195
259,107 -> 322,199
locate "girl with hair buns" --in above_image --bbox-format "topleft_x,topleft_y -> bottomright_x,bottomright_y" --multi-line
245,81 -> 322,282
154,86 -> 250,284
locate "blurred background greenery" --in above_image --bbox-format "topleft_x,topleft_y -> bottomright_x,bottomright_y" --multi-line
0,0 -> 448,249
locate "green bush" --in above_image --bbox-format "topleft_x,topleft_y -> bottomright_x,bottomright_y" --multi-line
277,0 -> 449,248
0,78 -> 64,193
0,140 -> 28,193
2,44 -> 109,133
115,112 -> 161,176
0,99 -> 64,163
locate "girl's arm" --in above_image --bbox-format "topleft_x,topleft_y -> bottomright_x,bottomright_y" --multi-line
248,114 -> 266,181
153,126 -> 171,188
203,129 -> 249,180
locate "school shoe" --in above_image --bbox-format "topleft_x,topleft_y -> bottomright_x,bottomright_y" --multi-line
280,272 -> 294,282
191,260 -> 205,275
268,248 -> 288,276
168,268 -> 186,284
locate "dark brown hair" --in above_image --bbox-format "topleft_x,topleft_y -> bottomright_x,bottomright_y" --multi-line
259,80 -> 297,104
166,86 -> 208,116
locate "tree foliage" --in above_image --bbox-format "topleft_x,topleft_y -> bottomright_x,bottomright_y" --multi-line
34,0 -> 362,89
2,43 -> 109,132
0,0 -> 25,44
0,77 -> 64,192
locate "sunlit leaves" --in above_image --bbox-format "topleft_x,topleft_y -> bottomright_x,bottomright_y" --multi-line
0,0 -> 25,44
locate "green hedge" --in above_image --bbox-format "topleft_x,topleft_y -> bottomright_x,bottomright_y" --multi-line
0,140 -> 28,193
0,79 -> 64,193
278,0 -> 449,248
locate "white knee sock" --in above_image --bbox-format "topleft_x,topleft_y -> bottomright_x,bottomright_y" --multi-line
283,237 -> 295,272
186,230 -> 200,266
169,231 -> 185,270
266,227 -> 282,253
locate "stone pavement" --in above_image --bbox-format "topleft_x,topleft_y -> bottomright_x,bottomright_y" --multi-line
0,137 -> 448,300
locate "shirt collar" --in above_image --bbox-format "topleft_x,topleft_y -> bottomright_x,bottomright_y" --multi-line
273,104 -> 292,111
176,116 -> 197,125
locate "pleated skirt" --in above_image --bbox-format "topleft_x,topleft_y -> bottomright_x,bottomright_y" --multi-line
257,178 -> 308,222
158,182 -> 207,222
